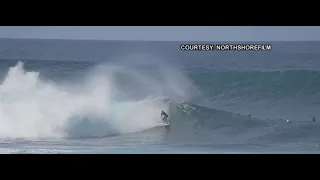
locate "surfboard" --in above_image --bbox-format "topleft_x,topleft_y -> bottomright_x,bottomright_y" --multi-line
162,117 -> 170,126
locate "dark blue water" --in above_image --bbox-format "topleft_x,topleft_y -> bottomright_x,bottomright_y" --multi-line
0,38 -> 320,153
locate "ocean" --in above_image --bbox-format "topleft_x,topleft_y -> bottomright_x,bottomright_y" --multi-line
0,38 -> 320,154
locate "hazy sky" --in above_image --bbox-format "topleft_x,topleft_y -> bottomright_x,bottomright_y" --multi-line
0,26 -> 319,41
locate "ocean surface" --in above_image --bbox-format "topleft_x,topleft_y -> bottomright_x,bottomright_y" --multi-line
0,38 -> 320,153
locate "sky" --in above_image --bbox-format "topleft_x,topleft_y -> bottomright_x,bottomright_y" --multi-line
0,26 -> 319,41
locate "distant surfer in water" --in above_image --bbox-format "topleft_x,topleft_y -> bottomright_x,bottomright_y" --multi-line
161,110 -> 169,124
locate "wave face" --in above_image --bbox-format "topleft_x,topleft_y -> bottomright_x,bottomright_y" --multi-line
186,70 -> 320,123
164,101 -> 320,145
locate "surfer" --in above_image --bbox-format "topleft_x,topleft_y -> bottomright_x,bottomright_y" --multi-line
313,117 -> 316,122
161,110 -> 169,124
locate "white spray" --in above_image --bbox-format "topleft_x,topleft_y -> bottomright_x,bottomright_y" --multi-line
0,55 -> 198,139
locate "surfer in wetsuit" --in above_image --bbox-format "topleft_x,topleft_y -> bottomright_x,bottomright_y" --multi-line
161,110 -> 169,124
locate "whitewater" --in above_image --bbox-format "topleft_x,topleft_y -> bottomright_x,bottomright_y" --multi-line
0,39 -> 320,153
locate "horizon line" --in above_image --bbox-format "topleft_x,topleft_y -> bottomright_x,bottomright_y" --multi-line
0,37 -> 318,42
